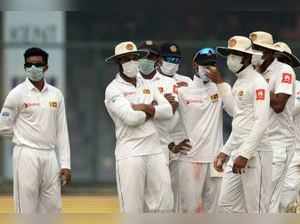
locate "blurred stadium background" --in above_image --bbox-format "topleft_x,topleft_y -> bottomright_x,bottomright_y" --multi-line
0,6 -> 300,213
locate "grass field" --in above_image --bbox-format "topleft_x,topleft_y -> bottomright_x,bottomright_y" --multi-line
0,195 -> 119,213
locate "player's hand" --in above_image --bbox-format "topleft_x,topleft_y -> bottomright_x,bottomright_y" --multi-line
170,139 -> 192,154
60,169 -> 72,186
206,66 -> 224,84
176,81 -> 188,88
132,104 -> 155,119
164,93 -> 178,113
232,156 -> 248,174
214,152 -> 229,172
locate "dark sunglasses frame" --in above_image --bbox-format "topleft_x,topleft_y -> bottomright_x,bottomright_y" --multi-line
163,56 -> 182,64
24,62 -> 46,68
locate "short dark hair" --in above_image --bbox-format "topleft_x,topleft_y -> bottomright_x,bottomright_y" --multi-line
24,47 -> 49,64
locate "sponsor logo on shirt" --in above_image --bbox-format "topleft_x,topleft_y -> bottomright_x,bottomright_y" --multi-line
124,92 -> 135,97
24,102 -> 40,108
210,94 -> 219,102
282,73 -> 292,84
256,89 -> 265,100
185,99 -> 203,104
49,101 -> 58,108
143,89 -> 151,94
1,112 -> 10,117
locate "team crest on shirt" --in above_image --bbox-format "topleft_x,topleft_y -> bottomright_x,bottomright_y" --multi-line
210,94 -> 219,102
256,89 -> 265,100
281,73 -> 292,84
49,101 -> 58,108
143,89 -> 151,94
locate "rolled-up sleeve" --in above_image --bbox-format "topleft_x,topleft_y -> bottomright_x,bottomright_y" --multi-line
105,86 -> 146,126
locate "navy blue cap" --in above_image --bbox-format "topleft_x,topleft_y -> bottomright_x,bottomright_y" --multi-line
193,48 -> 217,66
139,40 -> 160,56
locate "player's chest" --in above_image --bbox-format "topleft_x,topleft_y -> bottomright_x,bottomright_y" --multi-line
121,86 -> 154,104
154,80 -> 177,95
232,81 -> 254,106
21,92 -> 59,116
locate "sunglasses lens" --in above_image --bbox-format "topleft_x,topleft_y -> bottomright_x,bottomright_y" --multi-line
164,56 -> 181,64
25,63 -> 44,68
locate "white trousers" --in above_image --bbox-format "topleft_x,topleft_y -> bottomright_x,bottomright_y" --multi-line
13,146 -> 61,213
169,159 -> 179,212
173,161 -> 221,213
280,150 -> 300,212
269,145 -> 294,213
218,151 -> 272,214
116,153 -> 174,213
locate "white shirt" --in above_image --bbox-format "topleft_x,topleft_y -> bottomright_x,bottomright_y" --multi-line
140,72 -> 180,161
0,78 -> 71,169
104,73 -> 173,161
221,65 -> 271,159
294,80 -> 300,150
263,59 -> 296,146
177,76 -> 232,162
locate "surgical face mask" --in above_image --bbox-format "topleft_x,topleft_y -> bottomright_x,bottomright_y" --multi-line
122,60 -> 139,78
160,61 -> 179,76
251,52 -> 264,67
25,65 -> 44,81
138,59 -> 156,75
197,65 -> 210,83
227,54 -> 243,74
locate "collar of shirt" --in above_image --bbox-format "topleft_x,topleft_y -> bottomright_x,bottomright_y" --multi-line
237,64 -> 256,79
25,78 -> 49,93
115,73 -> 138,87
263,58 -> 279,77
192,75 -> 205,88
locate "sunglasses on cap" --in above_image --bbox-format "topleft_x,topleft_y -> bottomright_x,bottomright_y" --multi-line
24,62 -> 45,68
196,48 -> 216,56
163,56 -> 182,64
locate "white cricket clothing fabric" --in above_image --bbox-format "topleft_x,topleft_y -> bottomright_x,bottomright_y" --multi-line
294,80 -> 300,150
218,151 -> 272,213
13,145 -> 61,213
221,65 -> 271,159
105,73 -> 173,161
0,78 -> 71,169
116,153 -> 173,212
174,161 -> 221,213
177,76 -> 230,163
263,59 -> 296,146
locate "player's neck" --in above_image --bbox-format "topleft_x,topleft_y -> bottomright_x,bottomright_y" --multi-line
141,70 -> 156,80
120,72 -> 136,86
30,79 -> 45,92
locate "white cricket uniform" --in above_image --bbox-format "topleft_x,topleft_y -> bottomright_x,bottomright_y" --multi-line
218,65 -> 272,214
281,80 -> 300,211
104,73 -> 174,213
166,73 -> 193,211
263,59 -> 296,213
0,78 -> 70,213
174,76 -> 233,213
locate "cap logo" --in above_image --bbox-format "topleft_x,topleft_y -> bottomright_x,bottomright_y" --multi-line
250,33 -> 257,41
126,43 -> 134,51
228,38 -> 237,48
170,45 -> 177,52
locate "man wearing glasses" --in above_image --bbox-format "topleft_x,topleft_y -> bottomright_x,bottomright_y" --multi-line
0,47 -> 71,213
105,41 -> 174,212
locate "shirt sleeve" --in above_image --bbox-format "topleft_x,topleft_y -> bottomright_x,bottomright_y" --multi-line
153,86 -> 173,120
237,81 -> 270,159
217,82 -> 236,117
56,93 -> 71,169
105,86 -> 146,126
0,90 -> 20,137
221,131 -> 241,156
274,68 -> 295,96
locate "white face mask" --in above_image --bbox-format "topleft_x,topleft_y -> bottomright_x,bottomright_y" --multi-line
227,54 -> 244,74
197,65 -> 210,83
160,61 -> 179,76
122,60 -> 139,78
251,51 -> 264,67
26,65 -> 44,81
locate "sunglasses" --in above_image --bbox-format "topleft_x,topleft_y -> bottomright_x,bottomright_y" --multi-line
24,62 -> 45,68
197,48 -> 216,56
163,56 -> 182,64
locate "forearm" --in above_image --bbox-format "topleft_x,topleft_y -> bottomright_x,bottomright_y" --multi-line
217,82 -> 235,116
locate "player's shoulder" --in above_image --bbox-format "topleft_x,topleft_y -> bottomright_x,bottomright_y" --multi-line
157,72 -> 176,83
7,80 -> 28,98
174,73 -> 193,83
252,70 -> 269,88
105,78 -> 122,99
47,83 -> 64,95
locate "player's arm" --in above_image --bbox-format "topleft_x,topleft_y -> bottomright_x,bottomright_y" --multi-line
206,66 -> 236,116
237,84 -> 270,160
56,94 -> 72,185
0,91 -> 19,137
270,71 -> 294,113
105,87 -> 147,126
152,87 -> 173,120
